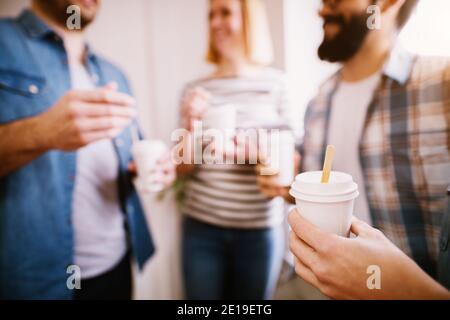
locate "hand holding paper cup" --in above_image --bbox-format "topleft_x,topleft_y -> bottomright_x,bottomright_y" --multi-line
289,145 -> 359,237
265,130 -> 296,186
131,135 -> 172,193
201,105 -> 237,162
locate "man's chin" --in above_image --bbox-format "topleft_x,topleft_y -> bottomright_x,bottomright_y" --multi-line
71,0 -> 99,24
79,6 -> 98,18
81,14 -> 96,26
323,25 -> 340,39
318,40 -> 347,63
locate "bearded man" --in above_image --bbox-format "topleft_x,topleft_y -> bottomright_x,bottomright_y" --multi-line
258,0 -> 450,298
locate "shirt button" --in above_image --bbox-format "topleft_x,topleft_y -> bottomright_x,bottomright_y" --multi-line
28,84 -> 39,94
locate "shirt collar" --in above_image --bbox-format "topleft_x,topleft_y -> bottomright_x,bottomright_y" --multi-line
17,9 -> 98,63
17,9 -> 54,38
332,43 -> 416,88
382,43 -> 416,85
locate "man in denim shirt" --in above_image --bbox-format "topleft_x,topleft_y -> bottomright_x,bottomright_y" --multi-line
0,0 -> 174,299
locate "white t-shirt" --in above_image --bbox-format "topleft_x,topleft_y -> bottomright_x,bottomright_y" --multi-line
327,72 -> 381,224
70,63 -> 128,279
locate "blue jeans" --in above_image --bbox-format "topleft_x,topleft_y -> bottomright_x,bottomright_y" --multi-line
182,216 -> 285,300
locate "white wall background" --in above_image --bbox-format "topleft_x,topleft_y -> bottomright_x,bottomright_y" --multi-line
284,0 -> 337,132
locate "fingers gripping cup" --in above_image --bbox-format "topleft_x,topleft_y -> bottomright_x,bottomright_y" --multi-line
202,105 -> 237,154
263,130 -> 295,187
290,171 -> 359,237
132,139 -> 168,193
202,105 -> 236,135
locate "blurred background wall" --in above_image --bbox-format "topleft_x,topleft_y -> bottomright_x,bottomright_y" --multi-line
1,0 -> 448,299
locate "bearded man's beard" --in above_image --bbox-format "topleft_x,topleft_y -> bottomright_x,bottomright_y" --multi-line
33,0 -> 96,30
318,12 -> 372,63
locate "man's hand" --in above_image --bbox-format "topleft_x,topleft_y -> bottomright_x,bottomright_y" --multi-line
38,82 -> 136,151
0,83 -> 137,177
288,209 -> 450,300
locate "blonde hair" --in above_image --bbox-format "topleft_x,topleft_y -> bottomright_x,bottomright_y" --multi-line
206,0 -> 274,66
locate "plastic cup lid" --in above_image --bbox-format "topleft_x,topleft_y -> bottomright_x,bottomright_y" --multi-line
290,171 -> 358,201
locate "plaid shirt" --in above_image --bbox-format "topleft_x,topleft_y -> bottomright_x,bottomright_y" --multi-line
301,46 -> 450,277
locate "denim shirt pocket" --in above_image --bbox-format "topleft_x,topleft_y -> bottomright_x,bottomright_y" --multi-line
0,68 -> 48,123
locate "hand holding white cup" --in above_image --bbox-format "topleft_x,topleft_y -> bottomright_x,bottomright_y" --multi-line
181,87 -> 211,131
201,105 -> 237,163
131,138 -> 175,193
258,130 -> 296,186
289,145 -> 359,237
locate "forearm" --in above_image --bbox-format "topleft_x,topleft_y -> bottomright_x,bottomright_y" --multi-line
400,267 -> 450,300
416,281 -> 450,300
0,116 -> 49,177
367,251 -> 450,300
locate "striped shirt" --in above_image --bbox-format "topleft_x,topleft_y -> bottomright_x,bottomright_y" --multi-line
301,45 -> 450,277
181,68 -> 293,229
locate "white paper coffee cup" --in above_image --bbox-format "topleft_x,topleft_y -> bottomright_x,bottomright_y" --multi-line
289,171 -> 359,237
132,139 -> 168,193
202,105 -> 236,137
270,131 -> 295,186
202,105 -> 237,160
258,130 -> 296,186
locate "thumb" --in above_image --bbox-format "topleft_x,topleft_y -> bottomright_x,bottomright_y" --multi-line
350,216 -> 373,237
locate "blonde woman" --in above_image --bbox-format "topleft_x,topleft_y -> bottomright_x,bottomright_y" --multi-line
178,0 -> 293,300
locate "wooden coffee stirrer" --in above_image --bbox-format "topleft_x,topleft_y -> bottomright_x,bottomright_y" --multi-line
321,145 -> 335,184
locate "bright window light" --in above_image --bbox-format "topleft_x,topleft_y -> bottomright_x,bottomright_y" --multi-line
400,0 -> 450,56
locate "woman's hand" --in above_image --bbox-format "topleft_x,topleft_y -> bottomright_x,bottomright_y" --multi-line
181,87 -> 211,131
216,134 -> 260,164
174,131 -> 197,177
256,152 -> 300,202
288,209 -> 450,300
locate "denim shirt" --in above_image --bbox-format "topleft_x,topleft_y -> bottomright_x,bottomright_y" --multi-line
0,10 -> 155,299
